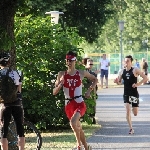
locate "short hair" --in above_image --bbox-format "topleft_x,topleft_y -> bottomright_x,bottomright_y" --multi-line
125,55 -> 133,62
66,51 -> 77,57
0,52 -> 10,66
82,58 -> 93,65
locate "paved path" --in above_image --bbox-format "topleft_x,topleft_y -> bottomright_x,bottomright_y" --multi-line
88,86 -> 150,150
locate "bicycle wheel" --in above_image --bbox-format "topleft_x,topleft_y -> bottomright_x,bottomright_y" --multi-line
8,121 -> 42,150
8,121 -> 18,150
24,121 -> 42,150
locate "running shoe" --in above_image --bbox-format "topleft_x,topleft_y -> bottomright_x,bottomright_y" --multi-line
129,129 -> 134,134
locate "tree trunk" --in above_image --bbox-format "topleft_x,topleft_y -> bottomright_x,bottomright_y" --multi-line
0,0 -> 18,149
0,0 -> 17,69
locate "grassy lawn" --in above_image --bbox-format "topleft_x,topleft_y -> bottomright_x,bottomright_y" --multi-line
40,122 -> 101,150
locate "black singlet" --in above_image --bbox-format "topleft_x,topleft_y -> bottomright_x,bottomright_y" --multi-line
122,67 -> 139,97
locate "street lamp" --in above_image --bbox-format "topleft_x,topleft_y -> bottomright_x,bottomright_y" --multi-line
118,21 -> 125,69
45,11 -> 64,24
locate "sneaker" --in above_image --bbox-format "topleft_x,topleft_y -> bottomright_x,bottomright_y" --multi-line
88,145 -> 92,150
129,129 -> 134,134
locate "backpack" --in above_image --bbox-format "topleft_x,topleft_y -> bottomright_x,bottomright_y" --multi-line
0,68 -> 18,103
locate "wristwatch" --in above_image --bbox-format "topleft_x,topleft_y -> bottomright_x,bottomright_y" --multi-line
89,86 -> 94,90
60,83 -> 63,86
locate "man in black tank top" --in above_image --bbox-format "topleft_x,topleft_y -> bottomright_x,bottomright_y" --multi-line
114,55 -> 147,134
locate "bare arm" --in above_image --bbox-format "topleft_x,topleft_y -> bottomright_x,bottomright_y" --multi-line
18,84 -> 22,93
53,71 -> 64,95
114,69 -> 123,85
133,68 -> 148,87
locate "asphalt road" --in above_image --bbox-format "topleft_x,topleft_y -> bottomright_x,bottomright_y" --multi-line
88,85 -> 150,150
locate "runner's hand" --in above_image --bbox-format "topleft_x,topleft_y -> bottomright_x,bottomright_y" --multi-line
114,78 -> 118,83
132,83 -> 138,88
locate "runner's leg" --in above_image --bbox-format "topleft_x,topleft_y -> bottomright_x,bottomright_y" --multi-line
78,121 -> 89,150
125,103 -> 132,129
70,112 -> 82,147
132,107 -> 138,116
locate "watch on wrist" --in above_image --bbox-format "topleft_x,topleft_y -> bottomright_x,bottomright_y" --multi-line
60,83 -> 63,86
89,86 -> 94,90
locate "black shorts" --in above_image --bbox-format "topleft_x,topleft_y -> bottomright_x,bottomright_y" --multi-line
0,105 -> 24,138
123,95 -> 139,107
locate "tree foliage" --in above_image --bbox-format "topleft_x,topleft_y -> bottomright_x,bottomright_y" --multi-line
15,15 -> 95,128
83,0 -> 150,54
62,0 -> 113,43
16,0 -> 114,43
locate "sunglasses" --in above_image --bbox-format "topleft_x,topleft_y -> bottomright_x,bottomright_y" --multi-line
66,59 -> 74,62
89,64 -> 93,65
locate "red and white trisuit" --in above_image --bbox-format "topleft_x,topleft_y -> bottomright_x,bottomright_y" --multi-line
63,70 -> 86,120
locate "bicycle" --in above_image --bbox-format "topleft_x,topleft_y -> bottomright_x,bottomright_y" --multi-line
7,118 -> 42,150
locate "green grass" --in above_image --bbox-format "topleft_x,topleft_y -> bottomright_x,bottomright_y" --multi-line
40,122 -> 101,150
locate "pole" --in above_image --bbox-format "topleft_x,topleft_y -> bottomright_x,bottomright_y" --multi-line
120,30 -> 123,70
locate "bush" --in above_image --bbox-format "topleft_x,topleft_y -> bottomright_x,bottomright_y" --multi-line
15,15 -> 84,129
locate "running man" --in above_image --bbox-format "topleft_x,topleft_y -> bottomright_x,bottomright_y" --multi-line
114,55 -> 147,134
53,51 -> 98,150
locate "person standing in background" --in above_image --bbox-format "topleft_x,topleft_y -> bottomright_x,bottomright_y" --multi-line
99,54 -> 110,88
141,58 -> 148,84
82,58 -> 98,124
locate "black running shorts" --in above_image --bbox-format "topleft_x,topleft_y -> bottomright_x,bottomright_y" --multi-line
123,95 -> 139,107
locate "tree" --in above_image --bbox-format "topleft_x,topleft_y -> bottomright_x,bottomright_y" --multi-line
0,0 -> 114,66
0,0 -> 18,68
62,0 -> 113,43
82,0 -> 150,54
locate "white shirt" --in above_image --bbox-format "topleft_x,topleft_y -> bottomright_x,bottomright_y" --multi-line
100,59 -> 110,70
0,68 -> 21,85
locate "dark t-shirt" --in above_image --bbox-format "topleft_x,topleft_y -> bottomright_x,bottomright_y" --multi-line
84,69 -> 97,88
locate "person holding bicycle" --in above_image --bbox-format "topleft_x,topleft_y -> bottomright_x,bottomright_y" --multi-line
53,51 -> 98,150
114,55 -> 147,134
0,52 -> 25,150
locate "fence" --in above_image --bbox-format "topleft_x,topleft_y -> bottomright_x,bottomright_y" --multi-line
87,52 -> 150,74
